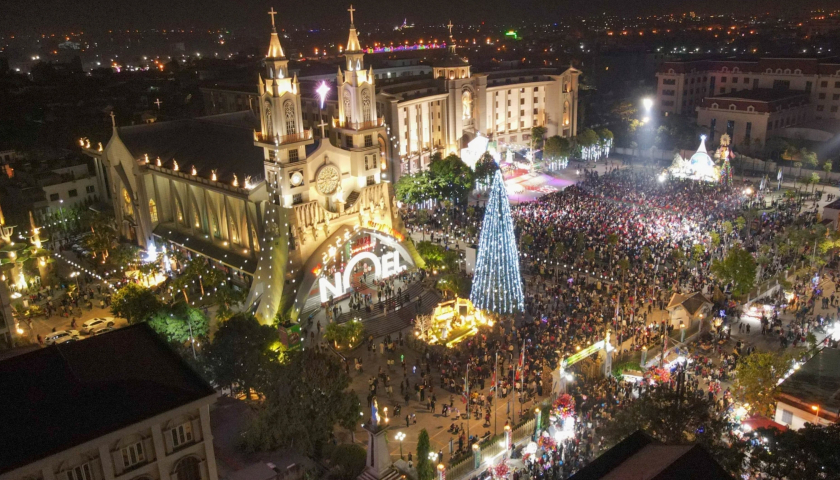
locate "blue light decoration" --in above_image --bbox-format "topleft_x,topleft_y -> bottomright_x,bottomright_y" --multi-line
469,169 -> 524,314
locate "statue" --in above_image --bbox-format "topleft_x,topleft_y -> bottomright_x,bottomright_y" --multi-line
371,397 -> 380,428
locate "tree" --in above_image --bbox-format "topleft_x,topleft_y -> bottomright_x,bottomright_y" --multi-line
205,313 -> 279,398
808,172 -> 821,193
416,429 -> 435,480
748,423 -> 840,479
733,351 -> 793,417
212,283 -> 246,321
429,154 -> 475,204
544,135 -> 571,160
110,283 -> 161,324
711,244 -> 757,297
395,171 -> 434,205
474,152 -> 499,187
530,125 -> 547,151
323,319 -> 365,349
147,301 -> 209,344
328,444 -> 367,480
599,386 -> 745,475
241,350 -> 361,456
469,170 -> 524,314
822,161 -> 833,191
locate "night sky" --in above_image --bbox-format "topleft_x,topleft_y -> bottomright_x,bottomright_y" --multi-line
1,0 -> 834,33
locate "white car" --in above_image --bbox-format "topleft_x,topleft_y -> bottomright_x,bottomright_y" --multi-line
81,318 -> 115,334
92,326 -> 116,336
45,330 -> 81,345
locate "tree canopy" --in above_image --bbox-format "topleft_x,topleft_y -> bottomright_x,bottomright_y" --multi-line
147,301 -> 209,344
205,313 -> 280,398
711,244 -> 757,297
747,423 -> 840,479
241,350 -> 361,457
733,351 -> 793,417
110,283 -> 160,324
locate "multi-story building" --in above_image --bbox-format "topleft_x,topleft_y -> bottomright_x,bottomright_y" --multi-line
695,89 -> 811,147
655,57 -> 840,118
36,164 -> 106,215
0,323 -> 219,480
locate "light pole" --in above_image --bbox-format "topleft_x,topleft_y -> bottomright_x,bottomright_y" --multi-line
641,345 -> 647,366
395,431 -> 406,459
811,404 -> 820,425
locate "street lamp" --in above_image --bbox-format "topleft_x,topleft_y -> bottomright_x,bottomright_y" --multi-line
641,345 -> 647,366
395,431 -> 406,459
642,97 -> 653,112
812,405 -> 820,424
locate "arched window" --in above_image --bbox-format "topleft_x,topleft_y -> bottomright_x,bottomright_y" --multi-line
122,189 -> 134,217
149,199 -> 158,223
209,211 -> 220,239
175,197 -> 185,226
174,457 -> 201,480
362,89 -> 372,122
264,101 -> 273,137
228,214 -> 239,244
747,106 -> 755,112
342,91 -> 351,121
729,104 -> 736,110
563,101 -> 570,126
711,103 -> 719,109
284,101 -> 296,136
461,89 -> 473,121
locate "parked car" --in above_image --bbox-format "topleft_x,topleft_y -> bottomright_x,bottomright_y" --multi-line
81,317 -> 115,334
92,326 -> 116,336
45,330 -> 80,345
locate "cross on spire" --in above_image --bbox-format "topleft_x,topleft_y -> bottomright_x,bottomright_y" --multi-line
348,4 -> 355,25
268,7 -> 278,29
447,20 -> 453,36
154,98 -> 162,109
109,111 -> 116,128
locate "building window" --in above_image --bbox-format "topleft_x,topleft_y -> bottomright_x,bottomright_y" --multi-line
66,464 -> 93,480
833,94 -> 840,100
817,105 -> 825,112
288,149 -> 299,162
174,457 -> 202,480
123,189 -> 134,217
284,101 -> 296,136
834,81 -> 840,88
50,193 -> 59,201
832,106 -> 839,113
292,193 -> 303,205
820,81 -> 828,88
149,200 -> 158,223
773,80 -> 790,90
726,120 -> 735,138
745,122 -> 752,141
170,422 -> 194,449
367,175 -> 375,185
533,108 -> 538,115
68,189 -> 78,198
721,77 -> 727,83
520,98 -> 525,105
86,185 -> 95,194
819,93 -> 826,100
781,410 -> 793,425
806,81 -> 813,93
122,441 -> 146,468
364,135 -> 373,147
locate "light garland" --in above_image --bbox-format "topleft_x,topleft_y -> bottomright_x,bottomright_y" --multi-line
469,169 -> 524,314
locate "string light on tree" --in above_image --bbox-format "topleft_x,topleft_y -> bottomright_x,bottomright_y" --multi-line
469,169 -> 524,314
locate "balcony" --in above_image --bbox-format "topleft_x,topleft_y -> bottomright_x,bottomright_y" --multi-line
332,117 -> 385,131
254,129 -> 313,147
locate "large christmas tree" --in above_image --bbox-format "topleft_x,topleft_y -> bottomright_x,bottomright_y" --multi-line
469,169 -> 525,314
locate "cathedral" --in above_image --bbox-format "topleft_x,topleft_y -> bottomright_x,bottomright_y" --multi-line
83,8 -> 410,323
82,7 -> 580,323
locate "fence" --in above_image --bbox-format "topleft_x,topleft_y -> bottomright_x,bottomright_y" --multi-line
445,401 -> 548,480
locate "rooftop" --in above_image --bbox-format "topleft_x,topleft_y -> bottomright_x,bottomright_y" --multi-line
0,323 -> 216,475
666,292 -> 712,316
116,111 -> 264,183
570,431 -> 733,480
778,348 -> 840,416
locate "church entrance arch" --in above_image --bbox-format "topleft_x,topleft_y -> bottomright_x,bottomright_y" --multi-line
292,225 -> 415,318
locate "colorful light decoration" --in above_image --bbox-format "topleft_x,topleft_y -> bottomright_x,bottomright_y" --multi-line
469,169 -> 524,314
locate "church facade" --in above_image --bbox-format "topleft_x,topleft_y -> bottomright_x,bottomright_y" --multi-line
82,10 -> 408,323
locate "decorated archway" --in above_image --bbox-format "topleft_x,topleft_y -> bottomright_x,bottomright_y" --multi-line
290,224 -> 415,317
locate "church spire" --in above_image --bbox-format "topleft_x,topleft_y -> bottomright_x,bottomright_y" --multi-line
346,4 -> 362,53
266,7 -> 285,59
